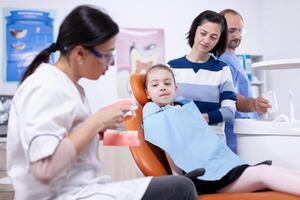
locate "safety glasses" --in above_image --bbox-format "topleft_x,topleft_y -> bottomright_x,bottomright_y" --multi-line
90,48 -> 116,66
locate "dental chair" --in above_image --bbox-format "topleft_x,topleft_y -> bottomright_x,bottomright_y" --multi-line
124,73 -> 300,200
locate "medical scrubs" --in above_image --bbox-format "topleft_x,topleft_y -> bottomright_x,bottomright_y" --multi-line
220,51 -> 257,153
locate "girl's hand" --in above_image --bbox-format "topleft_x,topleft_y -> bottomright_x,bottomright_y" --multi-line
202,113 -> 209,123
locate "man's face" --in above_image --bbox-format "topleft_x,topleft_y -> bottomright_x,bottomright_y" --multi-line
224,13 -> 244,51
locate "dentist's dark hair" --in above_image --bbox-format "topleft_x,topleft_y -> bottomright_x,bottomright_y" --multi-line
186,10 -> 227,57
21,5 -> 119,83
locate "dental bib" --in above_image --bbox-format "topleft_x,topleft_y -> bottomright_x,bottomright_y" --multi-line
143,99 -> 245,180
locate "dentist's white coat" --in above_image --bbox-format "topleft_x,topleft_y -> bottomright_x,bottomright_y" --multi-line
7,63 -> 151,200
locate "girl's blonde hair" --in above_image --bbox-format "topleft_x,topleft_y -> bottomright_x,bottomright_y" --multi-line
144,64 -> 176,89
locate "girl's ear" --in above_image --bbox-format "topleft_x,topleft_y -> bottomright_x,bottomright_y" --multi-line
145,89 -> 151,99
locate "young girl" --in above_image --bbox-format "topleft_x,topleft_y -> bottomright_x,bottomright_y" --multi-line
6,5 -> 198,200
143,64 -> 300,196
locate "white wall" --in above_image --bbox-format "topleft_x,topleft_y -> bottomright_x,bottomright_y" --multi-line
0,0 -> 261,109
1,0 -> 300,180
259,0 -> 300,120
2,1 -> 299,113
0,0 -> 263,181
260,0 -> 300,60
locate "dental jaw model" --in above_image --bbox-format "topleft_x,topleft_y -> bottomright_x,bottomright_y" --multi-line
103,99 -> 140,146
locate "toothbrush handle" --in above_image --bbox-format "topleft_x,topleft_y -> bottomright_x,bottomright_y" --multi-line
289,91 -> 295,122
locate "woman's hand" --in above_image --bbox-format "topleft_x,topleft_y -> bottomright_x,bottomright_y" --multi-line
68,102 -> 132,154
95,103 -> 132,131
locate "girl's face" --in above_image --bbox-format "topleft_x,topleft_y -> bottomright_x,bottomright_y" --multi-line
145,68 -> 177,107
193,21 -> 221,54
78,36 -> 117,80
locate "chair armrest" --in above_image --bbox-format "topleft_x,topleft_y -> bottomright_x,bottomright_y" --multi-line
183,168 -> 205,179
255,160 -> 272,166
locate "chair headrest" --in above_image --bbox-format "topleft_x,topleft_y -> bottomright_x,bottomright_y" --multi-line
130,73 -> 148,106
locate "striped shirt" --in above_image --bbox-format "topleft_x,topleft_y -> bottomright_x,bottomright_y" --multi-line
168,55 -> 236,125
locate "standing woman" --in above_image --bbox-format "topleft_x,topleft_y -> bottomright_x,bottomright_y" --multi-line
6,5 -> 197,200
168,10 -> 235,141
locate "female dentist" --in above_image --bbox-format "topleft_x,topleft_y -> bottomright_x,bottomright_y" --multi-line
6,5 -> 197,200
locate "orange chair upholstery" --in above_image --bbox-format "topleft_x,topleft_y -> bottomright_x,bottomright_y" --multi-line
125,73 -> 300,200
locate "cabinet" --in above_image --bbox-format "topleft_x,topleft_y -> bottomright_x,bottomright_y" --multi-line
252,58 -> 300,93
251,58 -> 300,120
237,54 -> 264,97
252,58 -> 300,70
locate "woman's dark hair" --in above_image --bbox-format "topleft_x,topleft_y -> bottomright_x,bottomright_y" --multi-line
186,10 -> 227,57
144,64 -> 176,90
21,5 -> 119,83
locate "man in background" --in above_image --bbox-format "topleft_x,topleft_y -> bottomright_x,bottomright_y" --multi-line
219,9 -> 271,153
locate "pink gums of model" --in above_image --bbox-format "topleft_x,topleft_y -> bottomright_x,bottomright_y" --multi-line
103,99 -> 140,146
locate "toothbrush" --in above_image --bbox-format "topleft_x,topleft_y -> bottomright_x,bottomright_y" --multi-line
289,91 -> 295,122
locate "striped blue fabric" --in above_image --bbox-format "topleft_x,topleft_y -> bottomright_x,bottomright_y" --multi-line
168,55 -> 236,124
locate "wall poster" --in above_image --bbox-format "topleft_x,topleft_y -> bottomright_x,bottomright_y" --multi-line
116,27 -> 165,98
2,8 -> 54,83
0,95 -> 12,137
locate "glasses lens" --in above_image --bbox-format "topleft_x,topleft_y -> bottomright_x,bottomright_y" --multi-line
228,28 -> 244,35
105,51 -> 115,66
91,48 -> 115,66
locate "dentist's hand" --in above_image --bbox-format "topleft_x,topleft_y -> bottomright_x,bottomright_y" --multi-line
237,94 -> 271,113
96,103 -> 132,131
251,96 -> 271,113
68,103 -> 132,154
